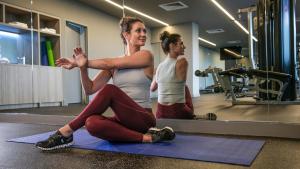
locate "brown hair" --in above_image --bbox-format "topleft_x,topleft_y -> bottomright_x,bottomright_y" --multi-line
160,31 -> 181,54
119,16 -> 144,45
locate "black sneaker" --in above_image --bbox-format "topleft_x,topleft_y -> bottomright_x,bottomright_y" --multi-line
194,112 -> 217,120
147,126 -> 176,143
35,131 -> 74,151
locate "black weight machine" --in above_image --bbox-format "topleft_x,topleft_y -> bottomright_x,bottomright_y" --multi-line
219,68 -> 293,104
219,0 -> 300,105
195,67 -> 223,94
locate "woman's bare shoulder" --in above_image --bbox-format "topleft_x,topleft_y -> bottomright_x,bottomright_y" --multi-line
177,57 -> 188,66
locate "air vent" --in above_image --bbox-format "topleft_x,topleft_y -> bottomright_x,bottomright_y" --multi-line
159,1 -> 188,11
206,29 -> 224,34
227,40 -> 241,44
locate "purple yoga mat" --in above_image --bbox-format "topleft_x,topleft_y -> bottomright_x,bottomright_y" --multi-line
8,129 -> 264,166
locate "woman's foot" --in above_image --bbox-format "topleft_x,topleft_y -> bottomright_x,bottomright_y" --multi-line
145,126 -> 176,143
35,130 -> 74,151
194,113 -> 217,120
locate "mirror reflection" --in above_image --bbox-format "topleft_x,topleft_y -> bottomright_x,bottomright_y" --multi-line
0,0 -> 299,136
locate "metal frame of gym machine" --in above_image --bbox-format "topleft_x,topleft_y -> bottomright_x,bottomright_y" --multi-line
223,0 -> 300,105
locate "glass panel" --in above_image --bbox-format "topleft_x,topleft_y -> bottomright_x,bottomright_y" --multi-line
192,0 -> 270,123
0,0 -> 298,138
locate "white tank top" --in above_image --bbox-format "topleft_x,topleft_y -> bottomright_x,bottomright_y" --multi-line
156,57 -> 185,104
113,68 -> 152,108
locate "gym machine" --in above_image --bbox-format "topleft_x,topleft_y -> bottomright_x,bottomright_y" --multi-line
219,68 -> 293,104
220,0 -> 299,105
195,67 -> 223,94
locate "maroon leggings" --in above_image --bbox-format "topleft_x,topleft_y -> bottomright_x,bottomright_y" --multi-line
68,84 -> 156,142
156,86 -> 195,119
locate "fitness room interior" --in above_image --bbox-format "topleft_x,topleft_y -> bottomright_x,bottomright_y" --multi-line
0,0 -> 299,168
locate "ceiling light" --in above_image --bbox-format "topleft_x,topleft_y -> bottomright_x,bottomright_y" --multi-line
105,0 -> 169,26
105,0 -> 123,9
234,20 -> 249,34
210,0 -> 258,42
224,49 -> 243,58
198,37 -> 216,46
210,0 -> 235,21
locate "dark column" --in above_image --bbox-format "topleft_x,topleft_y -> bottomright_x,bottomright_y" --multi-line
257,0 -> 297,100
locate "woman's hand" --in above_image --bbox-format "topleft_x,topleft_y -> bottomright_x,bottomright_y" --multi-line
56,57 -> 77,70
73,47 -> 88,68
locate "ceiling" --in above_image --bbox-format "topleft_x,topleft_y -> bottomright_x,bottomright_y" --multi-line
77,0 -> 299,51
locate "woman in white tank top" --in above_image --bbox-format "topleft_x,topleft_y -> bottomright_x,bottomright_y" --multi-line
35,17 -> 175,151
151,31 -> 217,120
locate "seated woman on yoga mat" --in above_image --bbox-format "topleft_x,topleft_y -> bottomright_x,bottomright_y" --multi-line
35,17 -> 175,151
151,31 -> 217,120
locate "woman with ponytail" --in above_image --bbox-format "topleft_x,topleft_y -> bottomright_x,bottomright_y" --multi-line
35,17 -> 175,151
151,31 -> 217,120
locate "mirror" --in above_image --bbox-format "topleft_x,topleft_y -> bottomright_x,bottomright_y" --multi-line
0,0 -> 299,138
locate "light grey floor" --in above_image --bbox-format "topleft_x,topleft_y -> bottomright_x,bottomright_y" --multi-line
1,122 -> 300,169
1,94 -> 300,168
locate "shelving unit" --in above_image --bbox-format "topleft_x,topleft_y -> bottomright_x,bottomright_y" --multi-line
0,4 -> 3,23
0,2 -> 63,108
39,14 -> 60,34
39,13 -> 60,65
0,2 -> 61,66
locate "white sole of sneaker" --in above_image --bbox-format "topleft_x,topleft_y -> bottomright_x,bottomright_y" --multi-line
149,126 -> 174,132
163,126 -> 174,132
36,141 -> 74,151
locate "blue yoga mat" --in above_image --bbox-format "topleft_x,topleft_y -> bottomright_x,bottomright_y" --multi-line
8,129 -> 264,166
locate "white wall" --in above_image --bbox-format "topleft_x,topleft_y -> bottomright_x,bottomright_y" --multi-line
198,46 -> 225,89
151,22 -> 200,97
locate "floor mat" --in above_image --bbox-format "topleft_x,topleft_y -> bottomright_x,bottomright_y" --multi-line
8,129 -> 264,166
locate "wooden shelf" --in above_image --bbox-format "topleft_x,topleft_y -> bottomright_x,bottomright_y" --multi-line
0,23 -> 38,34
39,14 -> 60,34
4,5 -> 38,30
39,13 -> 60,67
0,4 -> 3,23
40,35 -> 60,65
40,31 -> 60,37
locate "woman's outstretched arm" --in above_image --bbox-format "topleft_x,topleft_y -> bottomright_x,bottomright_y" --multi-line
73,47 -> 153,70
56,49 -> 112,95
